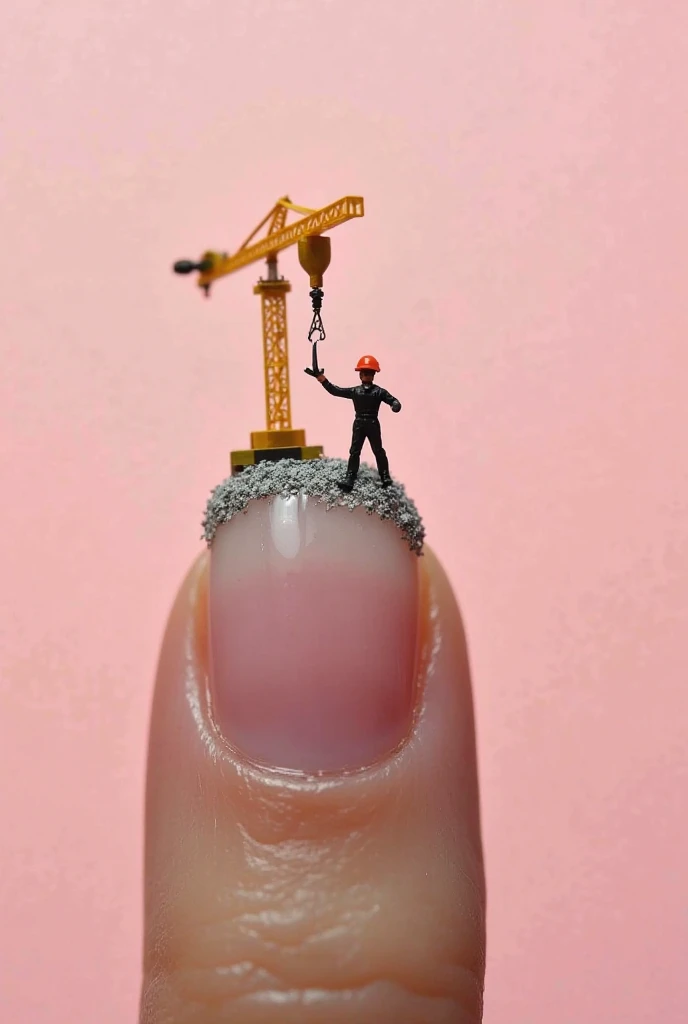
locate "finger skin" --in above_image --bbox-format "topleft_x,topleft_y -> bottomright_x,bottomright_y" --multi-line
141,543 -> 485,1023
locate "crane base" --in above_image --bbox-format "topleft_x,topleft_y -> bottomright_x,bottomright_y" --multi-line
230,445 -> 324,476
250,428 -> 306,449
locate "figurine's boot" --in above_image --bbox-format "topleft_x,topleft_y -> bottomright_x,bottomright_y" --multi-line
338,453 -> 360,492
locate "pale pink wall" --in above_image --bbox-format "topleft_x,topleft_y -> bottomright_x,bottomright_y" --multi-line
2,1 -> 687,1020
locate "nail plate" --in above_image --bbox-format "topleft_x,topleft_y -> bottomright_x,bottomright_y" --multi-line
209,495 -> 420,773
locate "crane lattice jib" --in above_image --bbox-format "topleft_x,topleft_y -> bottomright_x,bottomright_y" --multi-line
197,196 -> 364,290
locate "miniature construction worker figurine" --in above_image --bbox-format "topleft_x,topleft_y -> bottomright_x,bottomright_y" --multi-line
315,355 -> 402,491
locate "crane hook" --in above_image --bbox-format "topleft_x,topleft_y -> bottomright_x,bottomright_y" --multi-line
304,287 -> 325,377
307,287 -> 325,342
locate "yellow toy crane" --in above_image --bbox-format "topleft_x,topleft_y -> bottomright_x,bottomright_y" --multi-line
173,195 -> 364,474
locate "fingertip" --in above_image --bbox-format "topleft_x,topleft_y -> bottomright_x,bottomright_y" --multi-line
142,527 -> 486,1022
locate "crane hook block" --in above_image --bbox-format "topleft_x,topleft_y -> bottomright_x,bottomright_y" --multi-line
297,236 -> 331,289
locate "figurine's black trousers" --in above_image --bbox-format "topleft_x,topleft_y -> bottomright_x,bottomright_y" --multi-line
347,417 -> 390,480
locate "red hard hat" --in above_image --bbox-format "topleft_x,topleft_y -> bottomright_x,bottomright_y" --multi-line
355,355 -> 380,372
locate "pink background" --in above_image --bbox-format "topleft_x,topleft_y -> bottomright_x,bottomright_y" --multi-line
2,1 -> 687,1020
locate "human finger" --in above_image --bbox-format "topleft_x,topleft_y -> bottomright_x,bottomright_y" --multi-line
141,501 -> 485,1023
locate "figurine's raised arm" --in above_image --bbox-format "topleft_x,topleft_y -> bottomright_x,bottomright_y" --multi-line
317,376 -> 355,398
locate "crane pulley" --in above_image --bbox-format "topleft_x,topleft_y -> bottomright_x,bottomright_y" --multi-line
173,195 -> 364,474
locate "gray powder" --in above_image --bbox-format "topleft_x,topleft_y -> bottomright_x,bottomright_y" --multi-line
202,457 -> 424,554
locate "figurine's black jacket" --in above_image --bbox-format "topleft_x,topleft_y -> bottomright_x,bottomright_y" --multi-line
320,380 -> 400,419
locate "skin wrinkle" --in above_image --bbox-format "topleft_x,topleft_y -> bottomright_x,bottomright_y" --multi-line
146,810 -> 483,1013
164,922 -> 483,1008
155,849 -> 485,999
155,963 -> 484,1023
227,974 -> 485,1010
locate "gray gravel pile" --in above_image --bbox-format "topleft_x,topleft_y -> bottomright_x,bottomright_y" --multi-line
202,457 -> 424,554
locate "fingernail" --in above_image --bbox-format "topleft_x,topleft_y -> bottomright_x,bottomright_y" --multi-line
209,496 -> 420,772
